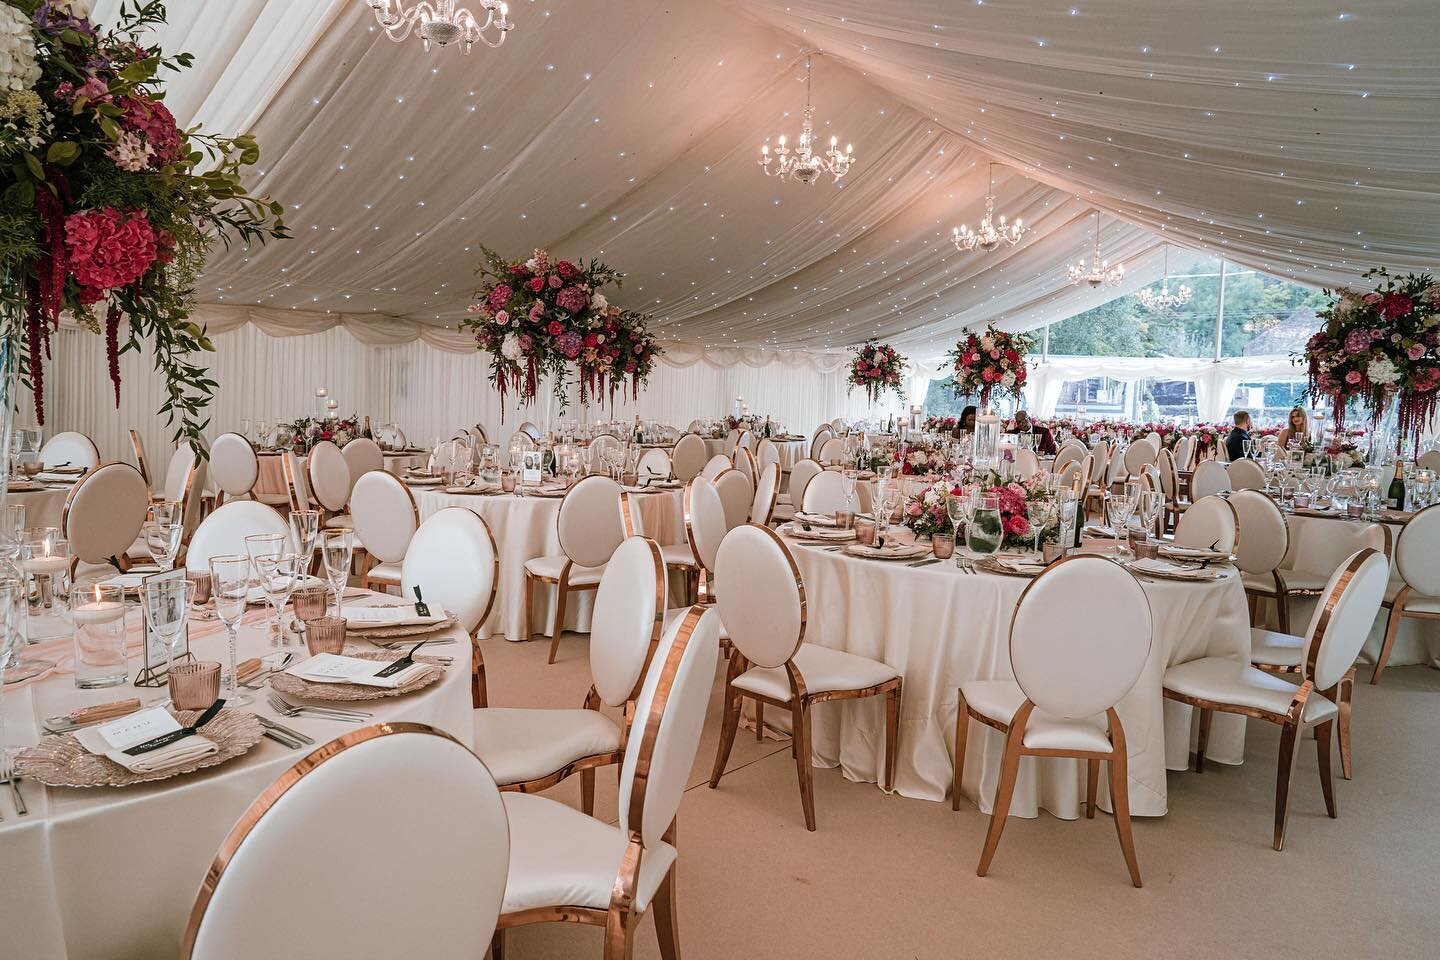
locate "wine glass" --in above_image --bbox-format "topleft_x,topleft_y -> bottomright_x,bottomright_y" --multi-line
288,509 -> 322,574
1106,494 -> 1136,558
254,552 -> 302,648
143,501 -> 184,572
140,577 -> 194,681
321,529 -> 353,618
1028,499 -> 1056,555
0,503 -> 24,560
244,532 -> 285,632
209,555 -> 253,705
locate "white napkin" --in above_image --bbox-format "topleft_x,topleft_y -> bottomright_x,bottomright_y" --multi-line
794,512 -> 840,527
37,472 -> 81,483
783,523 -> 855,541
343,605 -> 446,628
844,542 -> 928,559
287,652 -> 430,688
1131,558 -> 1218,580
995,556 -> 1048,575
74,708 -> 220,774
1158,545 -> 1226,559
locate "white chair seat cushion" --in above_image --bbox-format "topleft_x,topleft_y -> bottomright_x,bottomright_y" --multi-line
660,543 -> 697,568
323,514 -> 355,530
774,493 -> 792,507
731,642 -> 898,702
1388,582 -> 1440,613
472,708 -> 621,785
256,491 -> 290,507
1240,571 -> 1281,594
501,791 -> 676,914
366,560 -> 403,584
1249,628 -> 1304,667
959,680 -> 1113,753
1163,657 -> 1338,723
523,555 -> 605,584
1265,568 -> 1332,593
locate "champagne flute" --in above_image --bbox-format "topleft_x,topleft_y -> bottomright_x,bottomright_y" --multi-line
140,577 -> 194,681
143,501 -> 184,572
244,533 -> 285,634
321,529 -> 353,618
289,509 -> 322,574
254,552 -> 302,648
209,555 -> 253,705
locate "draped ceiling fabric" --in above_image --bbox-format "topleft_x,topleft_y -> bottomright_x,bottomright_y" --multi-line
69,0 -> 1436,440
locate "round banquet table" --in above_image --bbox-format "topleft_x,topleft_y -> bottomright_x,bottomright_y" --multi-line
250,449 -> 428,499
0,596 -> 473,960
7,483 -> 73,528
703,436 -> 809,471
780,532 -> 1252,819
413,484 -> 685,641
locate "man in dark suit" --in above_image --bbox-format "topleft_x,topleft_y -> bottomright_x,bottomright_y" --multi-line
1010,410 -> 1058,455
1225,410 -> 1252,461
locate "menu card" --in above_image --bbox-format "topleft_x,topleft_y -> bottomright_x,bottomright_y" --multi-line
287,653 -> 430,688
74,707 -> 218,773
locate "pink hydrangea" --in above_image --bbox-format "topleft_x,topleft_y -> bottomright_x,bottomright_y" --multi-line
1344,329 -> 1370,354
555,285 -> 589,313
486,284 -> 512,312
556,331 -> 583,358
65,207 -> 160,291
120,97 -> 181,164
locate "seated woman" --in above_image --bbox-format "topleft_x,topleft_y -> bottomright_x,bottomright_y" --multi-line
1275,406 -> 1309,451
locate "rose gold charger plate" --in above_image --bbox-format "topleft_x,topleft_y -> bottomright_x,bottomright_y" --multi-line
269,651 -> 446,702
15,708 -> 264,788
973,555 -> 1049,578
343,610 -> 458,640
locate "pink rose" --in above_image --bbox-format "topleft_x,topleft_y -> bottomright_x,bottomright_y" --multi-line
528,303 -> 543,320
1408,344 -> 1426,361
547,320 -> 564,336
548,275 -> 562,289
1345,370 -> 1362,384
494,310 -> 509,325
527,277 -> 545,293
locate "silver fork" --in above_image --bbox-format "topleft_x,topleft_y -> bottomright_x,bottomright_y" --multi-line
267,692 -> 371,722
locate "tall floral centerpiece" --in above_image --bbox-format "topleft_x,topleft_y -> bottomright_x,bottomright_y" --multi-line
847,339 -> 905,405
0,0 -> 287,457
463,247 -> 660,410
1304,269 -> 1440,452
947,325 -> 1033,407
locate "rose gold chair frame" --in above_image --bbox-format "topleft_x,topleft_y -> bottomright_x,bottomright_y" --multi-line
61,461 -> 142,577
359,478 -> 421,593
523,481 -> 609,665
620,491 -> 696,606
708,524 -> 902,832
1371,504 -> 1439,685
952,554 -> 1147,887
491,605 -> 708,960
128,429 -> 154,502
1167,549 -> 1378,851
461,509 -> 502,710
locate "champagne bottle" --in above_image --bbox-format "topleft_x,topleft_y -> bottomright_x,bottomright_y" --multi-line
361,416 -> 373,440
633,416 -> 643,444
1388,461 -> 1406,511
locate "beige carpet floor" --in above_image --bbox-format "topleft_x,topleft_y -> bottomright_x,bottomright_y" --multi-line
482,631 -> 1440,960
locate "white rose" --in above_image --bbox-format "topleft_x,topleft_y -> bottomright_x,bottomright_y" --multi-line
980,336 -> 994,352
1366,357 -> 1399,385
524,257 -> 540,272
500,334 -> 522,361
591,293 -> 608,312
1001,371 -> 1016,387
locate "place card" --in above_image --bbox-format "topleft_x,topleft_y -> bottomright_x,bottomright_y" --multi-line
287,653 -> 430,688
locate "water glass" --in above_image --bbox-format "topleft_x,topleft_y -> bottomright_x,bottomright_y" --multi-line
0,502 -> 24,559
321,530 -> 353,618
210,555 -> 253,705
966,494 -> 1003,555
255,552 -> 302,647
22,530 -> 71,642
140,577 -> 193,680
70,582 -> 128,688
143,501 -> 184,571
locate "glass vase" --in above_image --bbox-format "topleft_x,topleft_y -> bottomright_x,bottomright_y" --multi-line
971,406 -> 1001,470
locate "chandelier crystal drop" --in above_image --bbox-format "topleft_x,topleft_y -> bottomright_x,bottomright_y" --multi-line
364,0 -> 513,53
759,54 -> 855,185
1067,210 -> 1125,288
1136,244 -> 1194,312
953,163 -> 1027,252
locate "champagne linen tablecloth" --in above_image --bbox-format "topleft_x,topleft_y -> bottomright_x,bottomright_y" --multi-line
413,485 -> 685,641
702,436 -> 809,471
783,536 -> 1252,819
8,484 -> 72,528
0,600 -> 473,960
250,449 -> 429,499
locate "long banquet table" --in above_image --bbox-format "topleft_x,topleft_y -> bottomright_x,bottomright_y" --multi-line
781,533 -> 1252,819
0,597 -> 473,960
413,484 -> 686,640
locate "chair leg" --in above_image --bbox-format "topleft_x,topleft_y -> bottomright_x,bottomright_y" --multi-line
977,722 -> 1024,878
792,699 -> 817,831
1339,670 -> 1354,781
652,865 -> 680,960
1273,720 -> 1302,851
709,688 -> 741,788
1371,595 -> 1406,685
1315,720 -> 1337,819
581,766 -> 596,817
952,692 -> 970,812
603,908 -> 636,960
491,929 -> 506,960
1195,708 -> 1213,773
883,684 -> 901,793
521,573 -> 533,641
1276,590 -> 1291,635
756,701 -> 765,742
548,580 -> 569,665
1109,746 -> 1142,888
1086,759 -> 1100,819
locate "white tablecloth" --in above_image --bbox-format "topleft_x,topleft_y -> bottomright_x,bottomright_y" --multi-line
413,486 -> 685,641
702,436 -> 809,471
251,450 -> 428,499
7,484 -> 73,528
0,600 -> 473,960
783,536 -> 1252,819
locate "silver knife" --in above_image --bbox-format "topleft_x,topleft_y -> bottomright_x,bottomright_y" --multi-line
258,716 -> 315,746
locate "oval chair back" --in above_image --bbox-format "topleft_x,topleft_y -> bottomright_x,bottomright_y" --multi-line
62,462 -> 149,567
637,447 -> 673,483
1122,439 -> 1155,478
341,438 -> 384,495
307,441 -> 352,514
591,536 -> 666,707
670,433 -> 707,481
751,462 -> 781,524
557,475 -> 625,569
40,431 -> 100,470
1229,489 -> 1288,575
787,459 -> 823,511
700,454 -> 731,481
1394,504 -> 1440,597
801,469 -> 850,515
181,726 -> 507,960
818,436 -> 848,465
755,438 -> 780,476
1190,459 -> 1231,500
210,433 -> 259,500
722,429 -> 741,457
165,444 -> 207,541
350,471 -> 419,566
1226,458 -> 1266,491
1301,548 -> 1389,691
737,430 -> 756,452
519,421 -> 543,441
683,476 -> 727,578
401,506 -> 499,638
715,524 -> 804,668
1173,495 -> 1237,553
128,429 -> 153,498
714,468 -> 755,530
1157,448 -> 1178,502
186,501 -> 290,574
809,429 -> 832,462
282,450 -> 311,513
1012,448 -> 1039,480
1053,444 -> 1082,475
1174,435 -> 1197,472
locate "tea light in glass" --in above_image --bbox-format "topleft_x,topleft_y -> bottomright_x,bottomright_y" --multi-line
71,583 -> 128,688
22,531 -> 71,642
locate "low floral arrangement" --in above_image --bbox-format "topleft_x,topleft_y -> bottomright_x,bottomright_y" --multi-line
847,339 -> 906,405
966,470 -> 1058,547
463,247 -> 661,409
1304,268 -> 1440,450
923,415 -> 958,435
1305,440 -> 1364,471
948,325 -> 1033,407
894,438 -> 951,477
0,0 -> 287,450
275,415 -> 360,452
902,479 -> 960,538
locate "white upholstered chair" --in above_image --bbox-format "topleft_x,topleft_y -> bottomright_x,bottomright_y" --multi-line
710,524 -> 901,831
473,536 -> 664,815
401,506 -> 499,707
493,605 -> 719,960
1251,515 -> 1387,638
585,433 -> 617,473
1052,443 -> 1083,475
523,475 -> 625,663
700,454 -> 731,481
713,468 -> 754,530
208,433 -> 260,505
733,444 -> 758,490
1188,459 -> 1232,502
808,428 -> 833,462
518,421 -> 543,441
722,428 -> 741,457
1172,495 -> 1238,553
1121,438 -> 1156,481
1174,435 -> 1197,472
775,458 -> 822,522
683,476 -> 727,603
750,461 -> 780,525
1230,490 -> 1292,626
817,436 -> 848,465
1227,458 -> 1266,491
955,554 -> 1152,886
307,441 -> 353,529
670,433 -> 707,482
1158,448 -> 1180,530
1417,449 -> 1440,473
349,471 -> 419,591
737,429 -> 756,452
62,462 -> 149,576
181,724 -> 507,960
127,429 -> 155,500
340,437 -> 384,495
185,501 -> 290,574
636,446 -> 673,482
1011,448 -> 1040,480
1372,504 -> 1440,685
281,450 -> 311,514
799,469 -> 851,516
1166,548 -> 1389,850
755,437 -> 780,477
40,430 -> 100,471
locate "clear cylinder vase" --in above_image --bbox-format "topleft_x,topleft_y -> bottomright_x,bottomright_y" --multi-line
971,406 -> 1001,470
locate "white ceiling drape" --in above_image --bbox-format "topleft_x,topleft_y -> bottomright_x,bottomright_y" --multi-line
89,1 -> 1437,357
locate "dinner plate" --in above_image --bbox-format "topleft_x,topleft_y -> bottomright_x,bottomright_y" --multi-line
1128,558 -> 1225,582
842,543 -> 929,561
780,523 -> 856,542
270,652 -> 446,702
1157,545 -> 1235,562
405,476 -> 445,486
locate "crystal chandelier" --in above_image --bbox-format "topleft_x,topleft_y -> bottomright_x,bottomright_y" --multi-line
364,0 -> 513,53
952,164 -> 1027,252
759,54 -> 854,185
1136,244 -> 1194,312
1067,210 -> 1125,288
